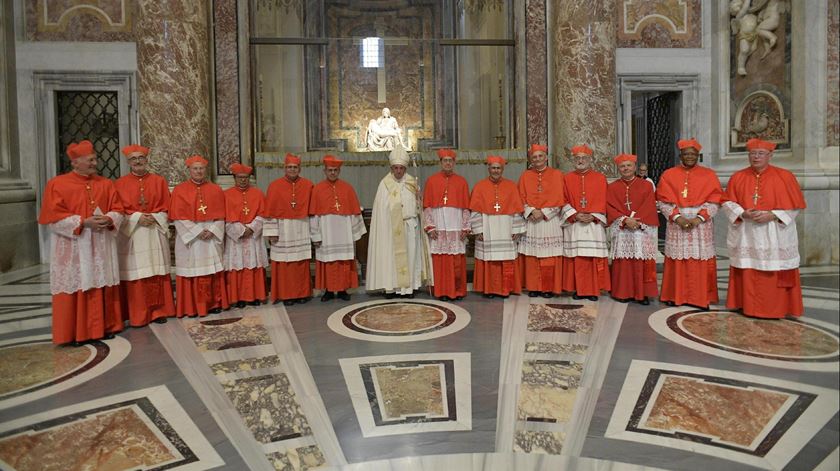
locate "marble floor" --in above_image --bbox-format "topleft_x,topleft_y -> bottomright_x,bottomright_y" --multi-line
0,261 -> 837,471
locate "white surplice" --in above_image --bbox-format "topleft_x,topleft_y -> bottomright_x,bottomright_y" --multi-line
310,214 -> 366,262
117,211 -> 170,281
722,202 -> 800,271
470,212 -> 526,261
559,205 -> 609,258
518,205 -> 564,257
263,218 -> 311,263
173,220 -> 225,277
224,216 -> 269,271
48,211 -> 123,295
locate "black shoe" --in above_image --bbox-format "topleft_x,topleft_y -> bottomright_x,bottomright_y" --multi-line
540,292 -> 552,298
587,296 -> 599,302
439,296 -> 450,301
639,297 -> 650,306
297,297 -> 310,304
153,317 -> 168,324
572,294 -> 584,300
273,299 -> 282,305
103,333 -> 116,340
482,293 -> 496,299
235,301 -> 246,309
405,293 -> 415,299
528,291 -> 540,298
663,300 -> 675,307
249,300 -> 262,306
283,299 -> 296,306
337,291 -> 351,301
385,292 -> 397,299
321,292 -> 335,302
613,297 -> 630,303
454,296 -> 464,301
208,307 -> 223,314
69,340 -> 84,347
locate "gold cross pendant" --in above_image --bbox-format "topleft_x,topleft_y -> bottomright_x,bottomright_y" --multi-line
242,206 -> 250,215
198,204 -> 208,214
681,188 -> 688,198
493,202 -> 501,212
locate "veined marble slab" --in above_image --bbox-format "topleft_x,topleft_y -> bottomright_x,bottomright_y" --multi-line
327,299 -> 471,343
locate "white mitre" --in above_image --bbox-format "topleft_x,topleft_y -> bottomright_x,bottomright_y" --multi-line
389,143 -> 410,167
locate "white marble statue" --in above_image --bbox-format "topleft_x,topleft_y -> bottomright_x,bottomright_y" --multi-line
365,107 -> 408,151
730,0 -> 783,76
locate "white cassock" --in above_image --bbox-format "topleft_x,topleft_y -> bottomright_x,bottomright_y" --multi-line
49,210 -> 123,295
117,212 -> 170,281
223,217 -> 269,271
721,202 -> 801,271
173,220 -> 225,277
470,212 -> 526,261
559,205 -> 609,258
366,173 -> 431,294
264,218 -> 311,263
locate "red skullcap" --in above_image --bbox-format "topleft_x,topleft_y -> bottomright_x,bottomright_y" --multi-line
677,138 -> 702,152
528,144 -> 548,156
285,153 -> 301,165
745,138 -> 776,152
436,148 -> 456,159
121,144 -> 150,157
570,144 -> 593,156
323,155 -> 343,167
613,153 -> 637,165
185,155 -> 209,167
66,140 -> 95,160
229,163 -> 253,175
486,155 -> 506,166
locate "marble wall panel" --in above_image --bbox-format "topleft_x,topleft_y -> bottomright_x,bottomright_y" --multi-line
136,0 -> 212,185
25,0 -> 134,41
213,0 -> 241,174
525,0 -> 548,146
617,0 -> 701,48
552,2 -> 617,175
828,0 -> 840,147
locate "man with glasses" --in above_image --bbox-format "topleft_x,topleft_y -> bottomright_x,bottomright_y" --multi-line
722,138 -> 806,318
114,144 -> 174,326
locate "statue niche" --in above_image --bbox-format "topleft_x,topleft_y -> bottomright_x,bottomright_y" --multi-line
364,107 -> 410,151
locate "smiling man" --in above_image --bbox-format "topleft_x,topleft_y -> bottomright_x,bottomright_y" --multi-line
38,140 -> 125,345
721,138 -> 806,319
114,144 -> 174,327
656,138 -> 723,309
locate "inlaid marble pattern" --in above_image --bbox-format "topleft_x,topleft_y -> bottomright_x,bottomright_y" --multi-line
0,386 -> 223,470
213,0 -> 241,174
524,342 -> 588,355
136,0 -> 211,184
328,300 -> 471,342
517,361 -> 582,423
221,373 -> 312,443
183,316 -> 273,352
25,0 -> 135,41
266,445 -> 326,471
828,0 -> 840,147
617,0 -> 701,48
606,360 -> 840,469
552,3 -> 616,176
0,335 -> 131,410
210,355 -> 281,375
525,0 -> 548,146
340,353 -> 471,437
649,308 -> 840,371
513,430 -> 566,455
527,303 -> 597,333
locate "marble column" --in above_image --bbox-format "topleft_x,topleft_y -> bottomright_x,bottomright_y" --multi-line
525,0 -> 548,147
136,1 -> 212,184
551,1 -> 616,175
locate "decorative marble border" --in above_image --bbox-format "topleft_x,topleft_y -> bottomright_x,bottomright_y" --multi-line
339,352 -> 471,437
648,308 -> 840,372
0,334 -> 131,410
606,360 -> 839,469
327,300 -> 471,343
0,385 -> 224,471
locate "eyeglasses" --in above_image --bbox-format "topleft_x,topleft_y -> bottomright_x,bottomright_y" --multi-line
128,156 -> 147,162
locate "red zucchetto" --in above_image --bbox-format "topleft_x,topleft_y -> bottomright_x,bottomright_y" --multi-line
185,155 -> 208,167
570,144 -> 593,156
745,138 -> 776,152
66,140 -> 95,160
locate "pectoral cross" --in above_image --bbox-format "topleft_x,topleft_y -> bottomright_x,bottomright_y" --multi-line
625,200 -> 632,211
291,200 -> 297,208
752,191 -> 761,205
242,206 -> 250,215
681,187 -> 689,198
443,195 -> 448,205
334,200 -> 342,211
580,196 -> 587,208
493,202 -> 501,212
198,204 -> 207,214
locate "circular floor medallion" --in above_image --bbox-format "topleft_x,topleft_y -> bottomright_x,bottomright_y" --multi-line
649,308 -> 839,371
327,300 -> 470,342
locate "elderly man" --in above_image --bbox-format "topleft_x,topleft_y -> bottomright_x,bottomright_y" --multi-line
518,144 -> 566,298
656,138 -> 723,309
367,146 -> 430,297
638,163 -> 656,191
423,148 -> 471,301
264,153 -> 314,306
170,155 -> 228,316
114,144 -> 174,326
310,155 -> 366,301
470,156 -> 525,298
224,163 -> 268,308
38,140 -> 124,345
560,144 -> 610,301
607,154 -> 659,305
722,138 -> 805,318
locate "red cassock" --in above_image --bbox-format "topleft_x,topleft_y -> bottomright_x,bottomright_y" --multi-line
114,172 -> 175,326
224,186 -> 268,304
265,176 -> 314,302
310,179 -> 363,292
561,170 -> 611,296
722,165 -> 806,318
517,167 -> 566,293
607,178 -> 659,301
423,171 -> 470,298
656,165 -> 723,308
470,178 -> 524,296
38,172 -> 125,344
170,180 -> 229,316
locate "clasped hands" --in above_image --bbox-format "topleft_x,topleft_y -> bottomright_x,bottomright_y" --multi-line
574,212 -> 596,224
83,215 -> 113,231
674,215 -> 702,231
426,229 -> 470,241
741,209 -> 777,224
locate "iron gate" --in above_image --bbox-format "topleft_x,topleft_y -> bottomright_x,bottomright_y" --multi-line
55,91 -> 121,179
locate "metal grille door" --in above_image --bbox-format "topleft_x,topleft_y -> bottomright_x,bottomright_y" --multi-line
55,91 -> 121,178
645,93 -> 675,185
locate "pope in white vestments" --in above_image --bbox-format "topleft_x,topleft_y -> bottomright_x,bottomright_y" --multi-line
366,145 -> 432,297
